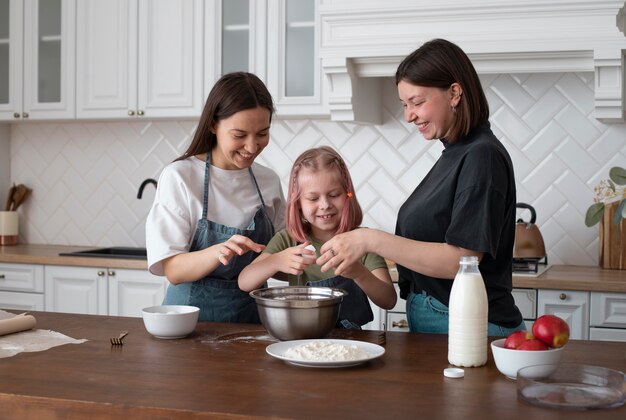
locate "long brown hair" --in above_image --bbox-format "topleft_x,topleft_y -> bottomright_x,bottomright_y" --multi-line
176,72 -> 275,161
395,38 -> 489,142
286,146 -> 363,243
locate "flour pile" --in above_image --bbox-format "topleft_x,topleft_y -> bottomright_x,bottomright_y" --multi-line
284,340 -> 370,362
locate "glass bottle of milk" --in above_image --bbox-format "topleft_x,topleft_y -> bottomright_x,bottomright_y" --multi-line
448,256 -> 488,367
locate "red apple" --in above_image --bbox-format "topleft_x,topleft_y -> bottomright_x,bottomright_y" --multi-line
517,339 -> 549,351
504,330 -> 534,349
532,315 -> 570,348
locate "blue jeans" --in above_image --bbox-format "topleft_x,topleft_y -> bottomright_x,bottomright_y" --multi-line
406,291 -> 526,336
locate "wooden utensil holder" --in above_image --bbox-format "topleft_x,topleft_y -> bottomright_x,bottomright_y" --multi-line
598,201 -> 626,270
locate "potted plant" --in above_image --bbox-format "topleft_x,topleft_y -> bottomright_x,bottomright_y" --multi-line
585,166 -> 626,269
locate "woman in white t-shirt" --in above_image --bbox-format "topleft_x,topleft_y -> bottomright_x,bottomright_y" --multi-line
146,72 -> 285,323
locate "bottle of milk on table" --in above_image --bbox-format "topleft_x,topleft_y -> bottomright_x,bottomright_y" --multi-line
448,256 -> 488,367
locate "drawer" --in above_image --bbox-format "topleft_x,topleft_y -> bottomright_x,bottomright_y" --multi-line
590,292 -> 626,328
589,327 -> 626,342
0,291 -> 45,311
387,312 -> 409,332
0,263 -> 44,293
512,288 -> 537,319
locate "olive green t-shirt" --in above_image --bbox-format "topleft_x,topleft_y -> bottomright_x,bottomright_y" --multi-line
263,229 -> 388,285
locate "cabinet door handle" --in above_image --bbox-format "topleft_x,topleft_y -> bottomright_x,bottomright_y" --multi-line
108,270 -> 115,276
137,110 -> 145,116
0,274 -> 5,279
559,293 -> 567,300
97,271 -> 105,276
13,112 -> 20,119
392,319 -> 408,328
22,112 -> 29,118
128,110 -> 135,116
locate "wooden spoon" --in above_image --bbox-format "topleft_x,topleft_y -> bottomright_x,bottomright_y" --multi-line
10,185 -> 31,211
4,184 -> 16,211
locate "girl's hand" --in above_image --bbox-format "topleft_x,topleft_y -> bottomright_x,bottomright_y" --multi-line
273,243 -> 316,275
318,229 -> 368,276
217,235 -> 266,266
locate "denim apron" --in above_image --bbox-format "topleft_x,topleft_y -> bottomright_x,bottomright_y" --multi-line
162,154 -> 275,323
306,275 -> 373,329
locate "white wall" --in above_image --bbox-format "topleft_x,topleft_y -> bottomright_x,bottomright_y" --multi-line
9,73 -> 626,266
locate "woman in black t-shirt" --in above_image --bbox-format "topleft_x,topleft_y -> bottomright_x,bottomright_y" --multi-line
317,38 -> 525,335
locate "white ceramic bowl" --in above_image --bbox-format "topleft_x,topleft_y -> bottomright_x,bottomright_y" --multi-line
490,338 -> 564,380
142,305 -> 200,339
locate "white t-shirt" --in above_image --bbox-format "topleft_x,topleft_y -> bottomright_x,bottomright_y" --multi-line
146,156 -> 285,276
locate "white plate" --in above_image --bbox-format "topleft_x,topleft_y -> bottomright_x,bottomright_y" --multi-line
266,339 -> 385,368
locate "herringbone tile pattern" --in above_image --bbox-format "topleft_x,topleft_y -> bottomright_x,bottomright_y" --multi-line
9,73 -> 626,265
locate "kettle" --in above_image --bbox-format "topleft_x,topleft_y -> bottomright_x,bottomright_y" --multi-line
513,203 -> 546,259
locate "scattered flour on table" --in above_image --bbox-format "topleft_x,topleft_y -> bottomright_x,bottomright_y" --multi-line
284,341 -> 369,361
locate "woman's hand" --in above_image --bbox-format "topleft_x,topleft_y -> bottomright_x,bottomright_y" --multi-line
318,229 -> 370,276
216,234 -> 266,266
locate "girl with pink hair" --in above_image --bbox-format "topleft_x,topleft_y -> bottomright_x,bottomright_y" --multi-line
239,146 -> 396,328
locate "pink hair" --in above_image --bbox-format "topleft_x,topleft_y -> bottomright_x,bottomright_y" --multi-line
286,146 -> 363,243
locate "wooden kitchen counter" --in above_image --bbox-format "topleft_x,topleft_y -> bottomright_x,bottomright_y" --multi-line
0,244 -> 148,269
513,265 -> 626,293
3,244 -> 626,292
0,311 -> 624,419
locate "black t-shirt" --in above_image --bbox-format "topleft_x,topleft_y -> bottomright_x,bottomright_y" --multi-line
395,122 -> 522,328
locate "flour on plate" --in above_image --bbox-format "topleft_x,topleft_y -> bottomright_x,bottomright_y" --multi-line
284,340 -> 369,361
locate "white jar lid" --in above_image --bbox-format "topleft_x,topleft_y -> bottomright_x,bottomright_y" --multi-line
443,368 -> 465,378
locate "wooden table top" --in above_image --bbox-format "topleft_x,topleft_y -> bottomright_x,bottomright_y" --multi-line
0,311 -> 624,419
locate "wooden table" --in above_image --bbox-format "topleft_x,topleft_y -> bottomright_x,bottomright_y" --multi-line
0,311 -> 624,419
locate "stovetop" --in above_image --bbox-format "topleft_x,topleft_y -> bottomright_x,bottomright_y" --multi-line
512,256 -> 548,274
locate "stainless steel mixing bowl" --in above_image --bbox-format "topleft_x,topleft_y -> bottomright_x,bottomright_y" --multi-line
249,286 -> 347,341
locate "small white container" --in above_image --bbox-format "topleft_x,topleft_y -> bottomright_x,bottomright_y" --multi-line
142,305 -> 199,339
0,211 -> 18,246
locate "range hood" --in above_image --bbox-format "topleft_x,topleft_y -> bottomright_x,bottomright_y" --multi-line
319,0 -> 626,124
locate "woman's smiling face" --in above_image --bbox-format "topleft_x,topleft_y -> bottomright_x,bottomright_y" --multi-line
398,80 -> 458,141
211,106 -> 271,170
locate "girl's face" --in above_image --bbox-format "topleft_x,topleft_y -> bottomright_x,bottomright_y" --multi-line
211,106 -> 271,170
298,168 -> 346,242
398,80 -> 460,140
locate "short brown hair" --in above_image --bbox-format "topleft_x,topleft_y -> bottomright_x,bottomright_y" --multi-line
395,39 -> 489,142
176,72 -> 275,161
286,147 -> 363,243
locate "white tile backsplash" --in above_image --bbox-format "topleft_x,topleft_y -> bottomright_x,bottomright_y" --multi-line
7,72 -> 626,266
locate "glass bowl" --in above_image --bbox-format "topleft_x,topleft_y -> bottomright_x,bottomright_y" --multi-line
517,364 -> 626,410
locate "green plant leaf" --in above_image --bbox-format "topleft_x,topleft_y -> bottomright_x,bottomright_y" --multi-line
609,166 -> 626,185
614,199 -> 626,225
585,202 -> 605,227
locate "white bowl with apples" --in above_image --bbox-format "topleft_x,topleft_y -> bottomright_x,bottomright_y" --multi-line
491,314 -> 569,380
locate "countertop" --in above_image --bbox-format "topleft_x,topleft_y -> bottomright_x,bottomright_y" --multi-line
0,244 -> 148,270
2,244 -> 626,292
0,311 -> 624,419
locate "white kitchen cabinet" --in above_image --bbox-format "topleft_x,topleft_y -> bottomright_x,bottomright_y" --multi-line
205,0 -> 324,117
205,0 -> 267,90
77,0 -> 204,119
267,0 -> 324,116
589,291 -> 626,342
109,269 -> 168,317
0,0 -> 75,121
537,289 -> 590,340
45,265 -> 108,315
0,262 -> 45,311
385,284 -> 409,332
45,265 -> 168,317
